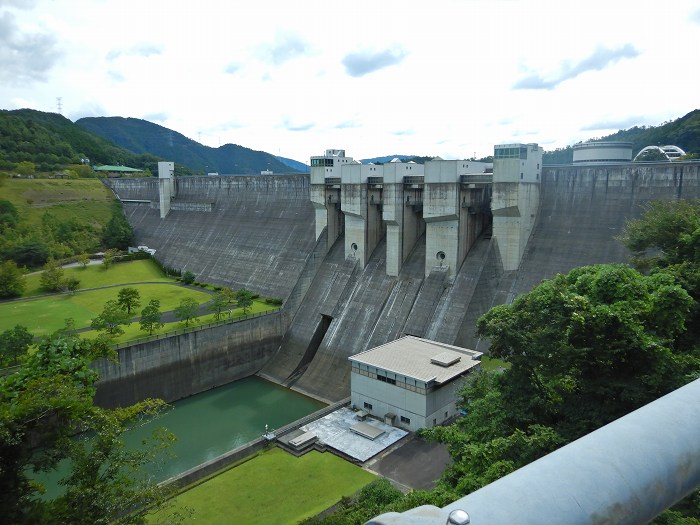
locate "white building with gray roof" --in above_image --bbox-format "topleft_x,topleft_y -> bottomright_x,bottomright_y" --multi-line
348,336 -> 482,432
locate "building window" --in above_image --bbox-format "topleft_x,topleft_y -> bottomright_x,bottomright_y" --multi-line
377,374 -> 396,385
364,402 -> 373,410
520,173 -> 523,179
400,416 -> 411,424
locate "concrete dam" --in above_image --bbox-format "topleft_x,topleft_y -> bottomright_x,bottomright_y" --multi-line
104,153 -> 700,404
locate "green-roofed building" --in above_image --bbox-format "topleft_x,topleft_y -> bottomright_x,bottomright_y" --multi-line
94,165 -> 144,177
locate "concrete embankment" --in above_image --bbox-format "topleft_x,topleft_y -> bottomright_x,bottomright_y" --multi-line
104,175 -> 316,301
499,162 -> 700,302
94,311 -> 285,408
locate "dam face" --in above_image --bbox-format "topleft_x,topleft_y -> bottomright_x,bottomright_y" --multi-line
105,159 -> 700,404
106,175 -> 315,300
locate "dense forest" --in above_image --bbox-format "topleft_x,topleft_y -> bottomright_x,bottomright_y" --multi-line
76,116 -> 298,175
0,110 -> 167,174
543,109 -> 700,164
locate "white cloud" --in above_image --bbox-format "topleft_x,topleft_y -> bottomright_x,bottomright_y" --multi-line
342,48 -> 407,77
258,32 -> 310,65
0,10 -> 61,85
513,45 -> 640,90
0,0 -> 698,162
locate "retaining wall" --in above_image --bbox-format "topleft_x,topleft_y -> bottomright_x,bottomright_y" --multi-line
94,312 -> 285,408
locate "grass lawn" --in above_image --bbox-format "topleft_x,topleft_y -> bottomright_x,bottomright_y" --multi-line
149,448 -> 376,525
23,259 -> 172,297
0,178 -> 114,230
0,284 -> 212,336
480,355 -> 511,371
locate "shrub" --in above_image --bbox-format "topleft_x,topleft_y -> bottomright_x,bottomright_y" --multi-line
264,298 -> 283,306
182,271 -> 195,285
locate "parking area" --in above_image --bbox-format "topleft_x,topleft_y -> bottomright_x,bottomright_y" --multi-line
365,435 -> 451,490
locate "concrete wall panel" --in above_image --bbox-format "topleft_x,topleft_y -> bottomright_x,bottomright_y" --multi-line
93,312 -> 285,408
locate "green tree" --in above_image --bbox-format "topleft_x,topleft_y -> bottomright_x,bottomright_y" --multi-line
77,253 -> 91,268
61,276 -> 81,294
476,264 -> 696,439
0,260 -> 25,298
102,248 -> 120,269
40,258 -> 65,292
117,287 -> 141,314
91,299 -> 131,335
102,205 -> 133,250
0,199 -> 18,230
0,325 -> 33,367
8,237 -> 50,267
15,160 -> 35,176
174,297 -> 199,327
234,288 -> 254,315
181,270 -> 195,285
0,332 -> 178,524
208,290 -> 229,321
139,298 -> 163,335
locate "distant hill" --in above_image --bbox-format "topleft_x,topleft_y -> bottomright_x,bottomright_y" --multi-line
276,156 -> 309,172
543,109 -> 700,165
0,109 -> 163,172
360,155 -> 415,164
77,117 -> 299,175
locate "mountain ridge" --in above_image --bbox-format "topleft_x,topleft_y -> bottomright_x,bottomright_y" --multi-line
76,116 -> 298,175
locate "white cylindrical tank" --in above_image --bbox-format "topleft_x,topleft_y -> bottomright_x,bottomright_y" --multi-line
572,142 -> 633,163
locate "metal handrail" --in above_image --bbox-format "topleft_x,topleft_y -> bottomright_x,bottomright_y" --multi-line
368,378 -> 700,525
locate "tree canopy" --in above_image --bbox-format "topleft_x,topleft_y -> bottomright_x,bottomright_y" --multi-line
0,260 -> 25,298
0,331 -> 177,524
91,299 -> 132,335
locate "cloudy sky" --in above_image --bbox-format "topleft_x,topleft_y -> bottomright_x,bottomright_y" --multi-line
2,0 -> 699,164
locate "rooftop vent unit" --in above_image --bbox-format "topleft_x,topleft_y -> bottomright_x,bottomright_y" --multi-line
431,352 -> 461,367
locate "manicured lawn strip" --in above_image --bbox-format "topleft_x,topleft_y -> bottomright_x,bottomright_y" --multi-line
148,448 -> 376,524
480,355 -> 511,371
79,299 -> 278,343
0,285 -> 212,336
23,259 -> 172,297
